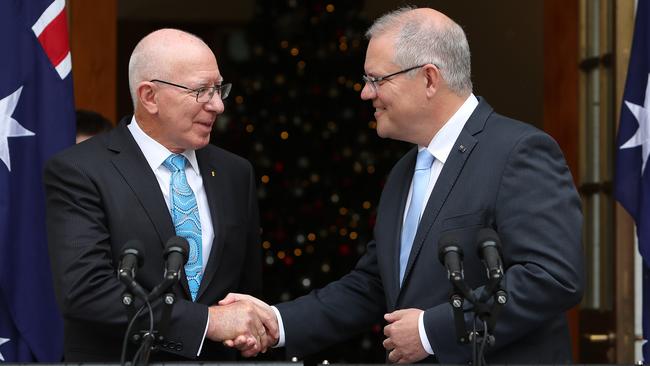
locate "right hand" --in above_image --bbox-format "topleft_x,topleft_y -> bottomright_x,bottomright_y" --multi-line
206,300 -> 269,354
218,293 -> 279,357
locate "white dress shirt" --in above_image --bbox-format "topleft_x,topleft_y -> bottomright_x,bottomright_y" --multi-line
128,116 -> 214,355
272,94 -> 479,356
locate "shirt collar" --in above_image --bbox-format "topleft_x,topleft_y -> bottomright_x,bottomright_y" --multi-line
420,93 -> 479,164
127,116 -> 200,174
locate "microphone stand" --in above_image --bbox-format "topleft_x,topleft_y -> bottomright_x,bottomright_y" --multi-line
120,274 -> 180,366
447,264 -> 476,345
142,271 -> 181,359
447,271 -> 508,366
120,279 -> 154,366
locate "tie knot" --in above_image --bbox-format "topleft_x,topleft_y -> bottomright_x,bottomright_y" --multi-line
163,154 -> 187,172
415,149 -> 434,171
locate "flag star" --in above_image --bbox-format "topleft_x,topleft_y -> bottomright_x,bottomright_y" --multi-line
0,86 -> 35,172
0,337 -> 9,361
621,73 -> 650,174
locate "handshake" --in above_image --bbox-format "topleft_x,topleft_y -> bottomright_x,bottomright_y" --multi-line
206,293 -> 279,357
204,293 -> 428,363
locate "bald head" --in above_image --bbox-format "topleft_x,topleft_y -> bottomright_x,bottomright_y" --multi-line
366,7 -> 472,96
128,29 -> 215,108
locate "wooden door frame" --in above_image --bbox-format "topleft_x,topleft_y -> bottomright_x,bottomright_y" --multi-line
614,0 -> 636,362
544,0 -> 637,363
68,0 -> 117,123
542,0 -> 580,357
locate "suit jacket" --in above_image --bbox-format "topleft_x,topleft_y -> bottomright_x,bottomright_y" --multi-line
276,98 -> 584,363
43,117 -> 262,361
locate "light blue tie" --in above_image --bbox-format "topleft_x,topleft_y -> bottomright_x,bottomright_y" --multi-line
400,149 -> 435,284
163,154 -> 203,301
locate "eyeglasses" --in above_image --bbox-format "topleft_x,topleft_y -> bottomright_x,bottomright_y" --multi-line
362,64 -> 439,92
150,79 -> 232,102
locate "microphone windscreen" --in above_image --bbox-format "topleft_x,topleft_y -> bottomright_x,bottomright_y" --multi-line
164,236 -> 190,263
476,228 -> 500,246
476,228 -> 501,258
438,232 -> 463,264
120,239 -> 145,267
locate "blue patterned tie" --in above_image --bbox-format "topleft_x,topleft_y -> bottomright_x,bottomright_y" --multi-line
400,149 -> 435,284
163,154 -> 202,301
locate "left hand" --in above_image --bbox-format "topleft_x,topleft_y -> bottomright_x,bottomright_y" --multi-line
383,308 -> 428,364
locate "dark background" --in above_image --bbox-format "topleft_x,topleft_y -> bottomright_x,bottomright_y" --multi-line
115,0 -> 544,362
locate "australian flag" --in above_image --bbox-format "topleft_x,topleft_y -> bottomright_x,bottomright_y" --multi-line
615,0 -> 650,361
0,0 -> 75,362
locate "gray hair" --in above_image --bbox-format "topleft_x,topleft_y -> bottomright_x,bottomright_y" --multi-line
128,40 -> 161,108
366,6 -> 473,96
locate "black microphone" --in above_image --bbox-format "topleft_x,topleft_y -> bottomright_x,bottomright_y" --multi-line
147,236 -> 190,302
438,233 -> 464,282
163,236 -> 189,281
476,228 -> 503,281
117,240 -> 148,300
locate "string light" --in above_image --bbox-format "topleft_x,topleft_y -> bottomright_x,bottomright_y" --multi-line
213,3 -> 410,360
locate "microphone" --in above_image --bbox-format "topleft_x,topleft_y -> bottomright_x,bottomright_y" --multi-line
438,233 -> 464,282
117,240 -> 148,300
118,240 -> 143,279
163,236 -> 190,281
476,228 -> 503,281
147,236 -> 190,302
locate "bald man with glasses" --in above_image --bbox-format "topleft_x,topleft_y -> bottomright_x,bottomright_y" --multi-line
44,28 -> 270,361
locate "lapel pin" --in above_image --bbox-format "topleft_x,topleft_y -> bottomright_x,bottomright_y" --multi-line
458,144 -> 467,153
211,170 -> 216,177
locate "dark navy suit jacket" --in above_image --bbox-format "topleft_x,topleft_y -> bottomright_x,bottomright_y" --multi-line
44,117 -> 262,361
276,98 -> 584,363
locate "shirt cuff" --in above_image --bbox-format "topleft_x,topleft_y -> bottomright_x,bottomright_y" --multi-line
418,311 -> 434,355
198,314 -> 209,356
271,306 -> 286,347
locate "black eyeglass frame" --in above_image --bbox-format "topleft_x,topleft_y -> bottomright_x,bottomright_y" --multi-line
150,79 -> 232,102
362,63 -> 440,91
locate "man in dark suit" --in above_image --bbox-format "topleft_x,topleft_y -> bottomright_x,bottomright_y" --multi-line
44,29 -> 272,361
222,6 -> 584,364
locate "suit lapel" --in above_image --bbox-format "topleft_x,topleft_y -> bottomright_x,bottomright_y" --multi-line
195,148 -> 225,300
108,120 -> 177,247
108,119 -> 192,297
398,98 -> 492,294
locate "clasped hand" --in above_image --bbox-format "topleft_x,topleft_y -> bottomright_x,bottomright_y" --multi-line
383,308 -> 428,364
207,293 -> 279,357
